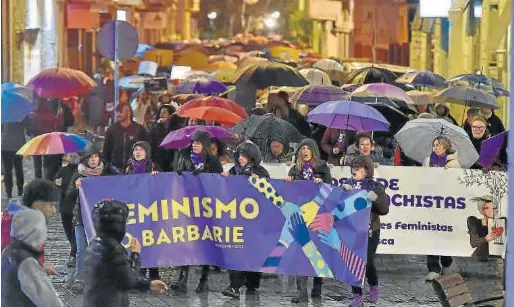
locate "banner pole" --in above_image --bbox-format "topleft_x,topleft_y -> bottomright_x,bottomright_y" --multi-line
113,20 -> 120,122
506,0 -> 514,304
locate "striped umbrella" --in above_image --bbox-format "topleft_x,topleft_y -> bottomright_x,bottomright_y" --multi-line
17,132 -> 90,156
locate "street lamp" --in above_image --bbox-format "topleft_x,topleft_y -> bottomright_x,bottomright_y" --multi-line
207,12 -> 217,20
264,17 -> 276,29
271,11 -> 280,19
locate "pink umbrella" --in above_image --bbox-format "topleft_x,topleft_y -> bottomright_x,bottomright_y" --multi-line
27,67 -> 96,99
351,83 -> 414,104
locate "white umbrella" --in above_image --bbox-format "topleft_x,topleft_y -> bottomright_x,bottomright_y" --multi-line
394,118 -> 479,168
406,90 -> 433,105
299,68 -> 332,85
433,85 -> 498,109
119,75 -> 149,90
313,59 -> 343,72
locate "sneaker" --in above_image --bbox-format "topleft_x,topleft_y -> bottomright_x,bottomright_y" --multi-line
441,267 -> 452,276
70,280 -> 85,294
67,256 -> 76,268
222,286 -> 240,298
425,271 -> 440,281
350,294 -> 364,307
369,285 -> 379,303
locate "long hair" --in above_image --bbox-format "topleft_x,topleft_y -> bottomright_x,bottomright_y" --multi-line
295,144 -> 319,171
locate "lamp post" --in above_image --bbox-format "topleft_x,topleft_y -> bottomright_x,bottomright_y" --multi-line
207,11 -> 217,39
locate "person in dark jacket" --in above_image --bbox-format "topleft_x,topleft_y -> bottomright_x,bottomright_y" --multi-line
172,131 -> 223,293
1,119 -> 28,198
125,141 -> 160,280
272,91 -> 312,137
67,144 -> 114,293
467,195 -> 499,260
481,107 -> 505,135
54,153 -> 80,267
149,104 -> 181,171
221,141 -> 269,298
341,155 -> 389,307
285,138 -> 330,303
1,209 -> 63,307
82,200 -> 167,307
103,103 -> 147,171
262,139 -> 294,163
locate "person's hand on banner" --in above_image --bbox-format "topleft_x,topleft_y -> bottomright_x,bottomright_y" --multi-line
75,178 -> 82,189
289,213 -> 311,247
151,171 -> 159,176
367,191 -> 378,202
318,228 -> 341,250
485,231 -> 499,242
313,178 -> 322,184
342,184 -> 353,191
285,176 -> 293,183
130,237 -> 141,254
310,213 -> 335,233
221,172 -> 229,177
150,280 -> 168,293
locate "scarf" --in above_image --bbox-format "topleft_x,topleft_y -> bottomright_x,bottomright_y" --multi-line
335,130 -> 347,149
302,161 -> 314,180
235,162 -> 254,177
131,159 -> 147,174
190,151 -> 205,168
348,177 -> 376,191
78,162 -> 104,177
429,152 -> 447,167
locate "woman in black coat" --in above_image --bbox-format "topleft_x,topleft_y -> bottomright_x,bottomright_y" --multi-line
221,141 -> 269,298
172,131 -> 223,293
285,138 -> 331,303
149,105 -> 182,171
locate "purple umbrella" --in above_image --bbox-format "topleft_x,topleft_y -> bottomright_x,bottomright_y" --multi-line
290,85 -> 348,106
478,130 -> 508,168
307,100 -> 390,132
175,79 -> 228,95
160,126 -> 234,149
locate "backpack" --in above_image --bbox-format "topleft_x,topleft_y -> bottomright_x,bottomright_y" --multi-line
1,209 -> 44,264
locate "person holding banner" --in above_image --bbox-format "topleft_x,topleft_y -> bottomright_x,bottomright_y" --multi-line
285,138 -> 331,303
172,131 -> 223,293
221,140 -> 269,298
423,136 -> 461,281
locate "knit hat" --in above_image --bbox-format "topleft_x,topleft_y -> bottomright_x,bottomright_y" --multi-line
349,155 -> 375,178
81,143 -> 102,162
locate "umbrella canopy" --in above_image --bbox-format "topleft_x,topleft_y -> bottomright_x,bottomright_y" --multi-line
17,132 -> 90,156
206,61 -> 237,72
238,56 -> 269,68
351,83 -> 414,104
406,90 -> 433,105
176,106 -> 243,125
233,62 -> 308,89
312,59 -> 343,72
290,85 -> 348,106
160,126 -> 235,149
231,114 -> 304,146
1,82 -> 35,123
307,100 -> 390,132
299,68 -> 332,85
394,118 -> 479,168
478,131 -> 508,168
395,71 -> 446,89
341,83 -> 361,93
119,75 -> 148,90
363,102 -> 409,133
135,44 -> 154,58
446,73 -> 509,97
27,67 -> 95,99
177,96 -> 247,118
433,85 -> 498,109
175,79 -> 228,95
171,94 -> 204,105
343,67 -> 398,84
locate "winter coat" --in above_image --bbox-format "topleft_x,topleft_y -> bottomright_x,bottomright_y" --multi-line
228,141 -> 270,178
103,121 -> 148,170
27,100 -> 74,136
321,128 -> 357,165
484,111 -> 505,136
344,144 -> 386,166
435,103 -> 458,125
1,209 -> 63,307
84,79 -> 108,127
373,133 -> 397,165
288,138 -> 332,184
286,107 -> 312,138
83,201 -> 151,307
467,216 -> 489,258
422,152 -> 461,168
262,140 -> 294,163
1,120 -> 27,152
55,163 -> 78,214
149,119 -> 181,172
311,124 -> 328,161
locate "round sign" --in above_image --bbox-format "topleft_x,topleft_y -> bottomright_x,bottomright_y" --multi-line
97,21 -> 139,61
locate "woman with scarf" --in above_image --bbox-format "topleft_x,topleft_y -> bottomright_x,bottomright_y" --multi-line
67,144 -> 114,293
221,141 -> 269,298
341,155 -> 389,307
285,138 -> 331,303
172,131 -> 223,293
125,141 -> 160,280
423,136 -> 460,281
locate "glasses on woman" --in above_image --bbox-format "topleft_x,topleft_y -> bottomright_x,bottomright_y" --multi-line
471,126 -> 486,131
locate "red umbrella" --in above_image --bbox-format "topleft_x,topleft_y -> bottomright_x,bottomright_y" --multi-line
27,67 -> 96,99
176,106 -> 243,125
177,96 -> 247,119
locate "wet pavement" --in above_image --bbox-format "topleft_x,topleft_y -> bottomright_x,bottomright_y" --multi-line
1,157 -> 505,306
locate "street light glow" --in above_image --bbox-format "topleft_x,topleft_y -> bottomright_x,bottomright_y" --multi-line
271,11 -> 280,19
207,12 -> 217,20
264,17 -> 276,29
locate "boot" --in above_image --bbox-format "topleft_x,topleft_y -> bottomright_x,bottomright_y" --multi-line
311,277 -> 322,298
291,277 -> 308,303
175,267 -> 189,293
195,279 -> 209,293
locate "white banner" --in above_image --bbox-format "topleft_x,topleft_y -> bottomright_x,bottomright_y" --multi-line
225,164 -> 508,257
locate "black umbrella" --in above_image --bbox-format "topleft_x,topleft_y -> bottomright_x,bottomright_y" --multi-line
363,102 -> 409,133
343,67 -> 398,84
233,62 -> 309,89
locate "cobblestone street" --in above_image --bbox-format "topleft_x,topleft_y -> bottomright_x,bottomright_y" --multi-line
1,158 -> 505,306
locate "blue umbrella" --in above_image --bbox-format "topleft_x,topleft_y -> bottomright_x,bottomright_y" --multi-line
134,44 -> 154,58
446,73 -> 509,97
396,71 -> 446,89
175,79 -> 228,95
1,82 -> 35,123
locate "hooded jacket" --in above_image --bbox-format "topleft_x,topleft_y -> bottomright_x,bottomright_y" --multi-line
347,156 -> 389,232
103,121 -> 148,170
435,103 -> 458,125
1,209 -> 63,307
262,139 -> 294,163
125,141 -> 160,174
229,141 -> 270,178
288,138 -> 331,184
174,131 -> 223,175
83,200 -> 151,307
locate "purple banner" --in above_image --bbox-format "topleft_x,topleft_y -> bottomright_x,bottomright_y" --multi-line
79,173 -> 372,287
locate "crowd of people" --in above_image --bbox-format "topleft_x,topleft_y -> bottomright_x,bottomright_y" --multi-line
0,81 -> 508,307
